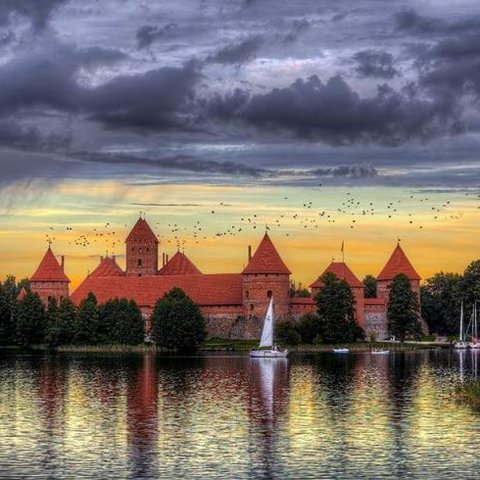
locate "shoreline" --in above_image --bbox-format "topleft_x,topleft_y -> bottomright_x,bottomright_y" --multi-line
0,340 -> 451,354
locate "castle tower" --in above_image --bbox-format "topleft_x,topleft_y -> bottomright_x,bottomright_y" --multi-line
310,261 -> 365,328
242,233 -> 291,319
30,246 -> 70,304
377,243 -> 420,303
125,217 -> 159,277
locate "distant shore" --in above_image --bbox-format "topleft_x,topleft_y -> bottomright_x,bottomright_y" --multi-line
0,339 -> 451,354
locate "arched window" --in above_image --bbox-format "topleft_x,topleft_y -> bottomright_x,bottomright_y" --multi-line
138,258 -> 142,267
250,304 -> 254,311
245,290 -> 250,299
267,290 -> 272,298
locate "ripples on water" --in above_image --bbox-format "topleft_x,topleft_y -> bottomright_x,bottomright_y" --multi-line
1,350 -> 480,479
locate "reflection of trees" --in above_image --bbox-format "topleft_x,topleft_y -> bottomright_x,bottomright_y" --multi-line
247,358 -> 289,478
126,352 -> 159,479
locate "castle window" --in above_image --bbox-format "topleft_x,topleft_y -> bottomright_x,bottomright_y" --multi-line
267,290 -> 272,298
147,248 -> 149,252
250,304 -> 254,311
139,248 -> 143,253
138,258 -> 142,267
132,247 -> 134,252
245,290 -> 250,299
138,273 -> 141,277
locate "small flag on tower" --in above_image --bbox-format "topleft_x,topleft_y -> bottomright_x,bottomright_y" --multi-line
341,240 -> 344,253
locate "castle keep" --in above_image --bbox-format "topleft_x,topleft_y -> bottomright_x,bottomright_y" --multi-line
30,217 -> 421,340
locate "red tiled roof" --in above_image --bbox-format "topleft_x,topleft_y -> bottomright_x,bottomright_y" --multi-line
377,244 -> 420,281
70,273 -> 242,307
158,251 -> 201,275
242,233 -> 291,275
309,261 -> 363,289
30,247 -> 70,283
90,256 -> 125,277
125,217 -> 158,244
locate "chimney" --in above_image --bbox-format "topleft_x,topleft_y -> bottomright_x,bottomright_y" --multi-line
61,255 -> 65,271
112,255 -> 116,262
166,254 -> 169,264
248,245 -> 252,262
162,253 -> 166,267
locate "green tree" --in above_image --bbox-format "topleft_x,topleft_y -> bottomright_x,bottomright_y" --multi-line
363,274 -> 377,298
98,298 -> 145,344
289,281 -> 310,298
151,288 -> 206,351
15,291 -> 46,348
0,276 -> 19,344
297,313 -> 320,344
462,260 -> 480,307
275,320 -> 301,346
387,274 -> 421,341
75,292 -> 99,344
421,272 -> 463,335
315,272 -> 359,343
45,298 -> 77,347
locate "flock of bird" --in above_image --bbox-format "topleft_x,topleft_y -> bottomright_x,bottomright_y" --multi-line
44,189 -> 480,254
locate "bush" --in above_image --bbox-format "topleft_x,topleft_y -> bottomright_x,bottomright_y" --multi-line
297,313 -> 320,344
151,288 -> 206,352
45,297 -> 77,347
75,292 -> 99,344
16,291 -> 46,348
98,298 -> 145,345
275,320 -> 301,347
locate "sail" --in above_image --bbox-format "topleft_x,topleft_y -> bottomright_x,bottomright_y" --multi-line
259,298 -> 274,348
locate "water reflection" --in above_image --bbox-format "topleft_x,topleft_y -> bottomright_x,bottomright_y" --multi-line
2,350 -> 480,478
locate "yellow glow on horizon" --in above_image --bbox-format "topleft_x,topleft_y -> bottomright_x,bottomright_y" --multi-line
0,180 -> 479,290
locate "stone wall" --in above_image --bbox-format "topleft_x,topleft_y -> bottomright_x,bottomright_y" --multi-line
31,281 -> 69,306
364,305 -> 388,340
204,313 -> 263,339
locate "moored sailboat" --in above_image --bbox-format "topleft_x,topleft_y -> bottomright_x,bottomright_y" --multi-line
455,302 -> 468,349
249,297 -> 289,358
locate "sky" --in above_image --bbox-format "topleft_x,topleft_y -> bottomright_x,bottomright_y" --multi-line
0,0 -> 479,289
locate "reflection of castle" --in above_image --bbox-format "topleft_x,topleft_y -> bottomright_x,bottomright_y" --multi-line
29,217 -> 420,340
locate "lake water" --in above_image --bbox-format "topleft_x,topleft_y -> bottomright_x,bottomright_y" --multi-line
1,349 -> 480,479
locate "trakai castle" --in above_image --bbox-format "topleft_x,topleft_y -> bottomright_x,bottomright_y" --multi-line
29,217 -> 421,340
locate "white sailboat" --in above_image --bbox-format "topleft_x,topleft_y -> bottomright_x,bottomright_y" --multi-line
469,302 -> 480,349
249,297 -> 289,358
455,302 -> 468,349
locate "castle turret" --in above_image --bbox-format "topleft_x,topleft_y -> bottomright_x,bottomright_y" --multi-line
125,217 -> 159,277
377,243 -> 420,303
30,246 -> 70,304
310,261 -> 365,328
242,233 -> 290,319
158,251 -> 201,275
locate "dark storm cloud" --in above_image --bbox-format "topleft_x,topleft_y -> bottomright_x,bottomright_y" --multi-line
394,8 -> 480,35
206,36 -> 265,66
0,0 -> 67,31
85,60 -> 202,129
0,31 -> 14,47
228,75 -> 463,146
415,33 -> 480,101
136,23 -> 178,50
353,50 -> 399,79
73,151 -> 267,177
0,39 -> 127,115
274,163 -> 378,178
0,122 -> 70,150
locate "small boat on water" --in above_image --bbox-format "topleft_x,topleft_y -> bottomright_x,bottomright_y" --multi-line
371,349 -> 389,355
249,297 -> 288,358
333,348 -> 350,353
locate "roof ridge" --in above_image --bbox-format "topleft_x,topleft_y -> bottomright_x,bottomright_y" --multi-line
242,233 -> 291,275
30,247 -> 70,283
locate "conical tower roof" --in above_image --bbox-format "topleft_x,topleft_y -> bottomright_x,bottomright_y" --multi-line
31,247 -> 70,282
158,251 -> 202,275
242,233 -> 291,275
377,243 -> 420,281
310,261 -> 362,289
90,256 -> 125,277
125,217 -> 158,244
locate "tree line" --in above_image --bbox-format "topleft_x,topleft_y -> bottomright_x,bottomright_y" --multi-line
0,278 -> 206,351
